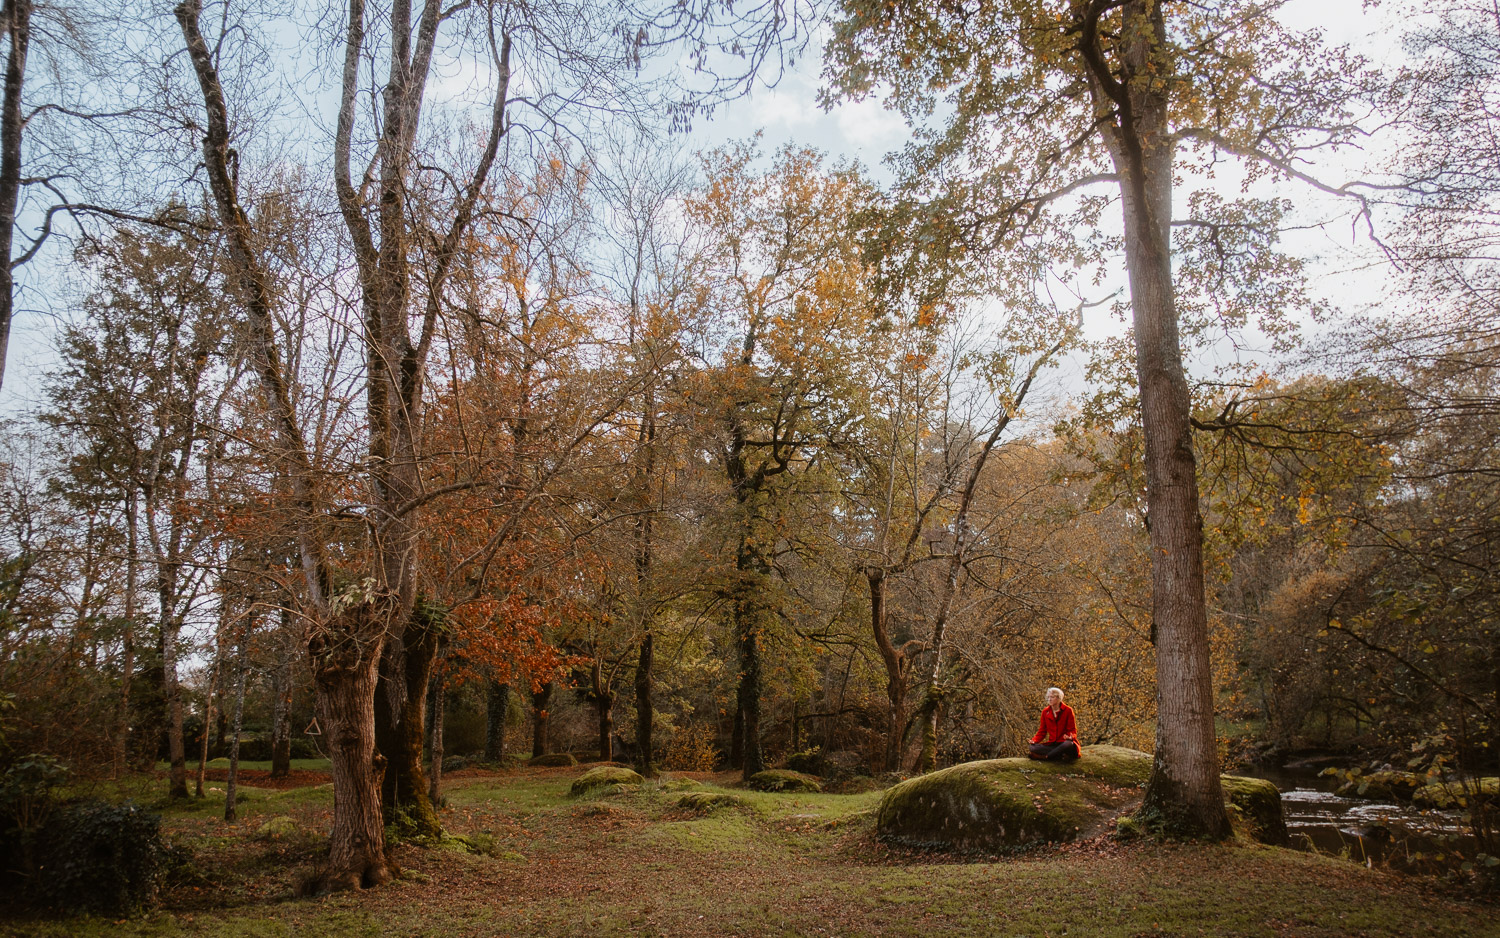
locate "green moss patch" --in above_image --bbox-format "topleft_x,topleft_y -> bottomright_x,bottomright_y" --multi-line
529,753 -> 579,768
676,791 -> 745,813
878,747 -> 1287,852
570,765 -> 645,796
1220,775 -> 1287,846
877,745 -> 1151,851
747,770 -> 823,793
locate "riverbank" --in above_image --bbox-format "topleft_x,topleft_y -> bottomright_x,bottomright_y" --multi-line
2,765 -> 1495,937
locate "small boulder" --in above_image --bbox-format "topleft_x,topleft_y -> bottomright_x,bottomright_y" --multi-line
570,765 -> 645,796
530,752 -> 579,768
1221,774 -> 1288,846
748,770 -> 823,793
677,791 -> 744,813
658,778 -> 704,792
255,815 -> 299,840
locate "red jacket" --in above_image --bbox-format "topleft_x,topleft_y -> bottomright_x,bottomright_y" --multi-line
1031,703 -> 1078,745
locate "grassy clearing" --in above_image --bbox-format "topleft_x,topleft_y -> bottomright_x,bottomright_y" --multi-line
3,765 -> 1495,938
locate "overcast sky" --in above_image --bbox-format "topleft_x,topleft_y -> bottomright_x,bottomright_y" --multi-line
0,0 -> 1413,423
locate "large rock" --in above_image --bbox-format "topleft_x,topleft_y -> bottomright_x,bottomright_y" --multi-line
877,745 -> 1287,851
570,765 -> 645,796
530,752 -> 578,768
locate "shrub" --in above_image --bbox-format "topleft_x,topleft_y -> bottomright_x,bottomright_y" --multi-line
663,724 -> 721,772
0,753 -> 69,881
785,748 -> 826,776
37,800 -> 166,914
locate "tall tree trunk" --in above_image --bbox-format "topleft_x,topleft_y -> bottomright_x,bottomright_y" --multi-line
161,613 -> 188,800
729,702 -> 743,769
116,491 -> 140,775
176,0 -> 373,884
224,609 -> 249,823
632,401 -> 657,774
308,600 -> 391,890
0,0 -> 29,393
530,682 -> 553,758
484,680 -> 510,763
375,610 -> 441,839
634,631 -> 654,773
733,539 -> 768,780
195,689 -> 212,799
269,607 -> 294,779
197,617 -> 222,799
1081,0 -> 1229,839
867,569 -> 909,772
427,662 -> 445,808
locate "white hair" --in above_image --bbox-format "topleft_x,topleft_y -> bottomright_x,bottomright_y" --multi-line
1046,686 -> 1064,701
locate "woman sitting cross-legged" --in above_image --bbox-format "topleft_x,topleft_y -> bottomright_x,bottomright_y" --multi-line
1028,686 -> 1081,761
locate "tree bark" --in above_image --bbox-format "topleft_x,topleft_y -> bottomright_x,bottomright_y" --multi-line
374,609 -> 441,839
484,680 -> 510,763
530,682 -> 553,758
116,490 -> 139,774
1079,0 -> 1230,838
634,629 -> 654,773
0,0 -> 29,393
308,600 -> 392,890
732,537 -> 768,779
224,609 -> 249,823
427,663 -> 445,808
269,607 -> 294,779
867,569 -> 910,772
161,613 -> 188,800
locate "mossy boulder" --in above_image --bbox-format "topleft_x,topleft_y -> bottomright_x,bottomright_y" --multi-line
877,745 -> 1150,851
1412,776 -> 1499,808
530,752 -> 579,768
659,778 -> 704,792
570,765 -> 645,796
1334,770 -> 1423,802
255,815 -> 299,840
677,791 -> 744,813
1221,774 -> 1288,846
747,770 -> 823,793
877,746 -> 1288,852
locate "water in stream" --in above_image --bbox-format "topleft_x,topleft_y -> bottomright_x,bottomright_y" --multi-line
1249,767 -> 1476,874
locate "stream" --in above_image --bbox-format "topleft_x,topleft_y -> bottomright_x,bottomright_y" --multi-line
1247,765 -> 1476,874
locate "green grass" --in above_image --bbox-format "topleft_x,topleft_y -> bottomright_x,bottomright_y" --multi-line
154,759 -> 333,773
3,765 -> 1496,938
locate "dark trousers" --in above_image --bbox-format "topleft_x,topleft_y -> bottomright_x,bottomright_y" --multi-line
1029,740 -> 1080,762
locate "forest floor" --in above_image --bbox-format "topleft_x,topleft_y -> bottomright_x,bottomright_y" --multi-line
3,763 -> 1497,938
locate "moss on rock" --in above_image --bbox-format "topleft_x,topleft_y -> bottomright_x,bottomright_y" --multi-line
747,770 -> 823,793
570,765 -> 645,796
677,791 -> 744,813
1412,776 -> 1499,808
878,746 -> 1287,852
1220,775 -> 1287,846
877,745 -> 1150,851
530,752 -> 579,768
659,778 -> 704,792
